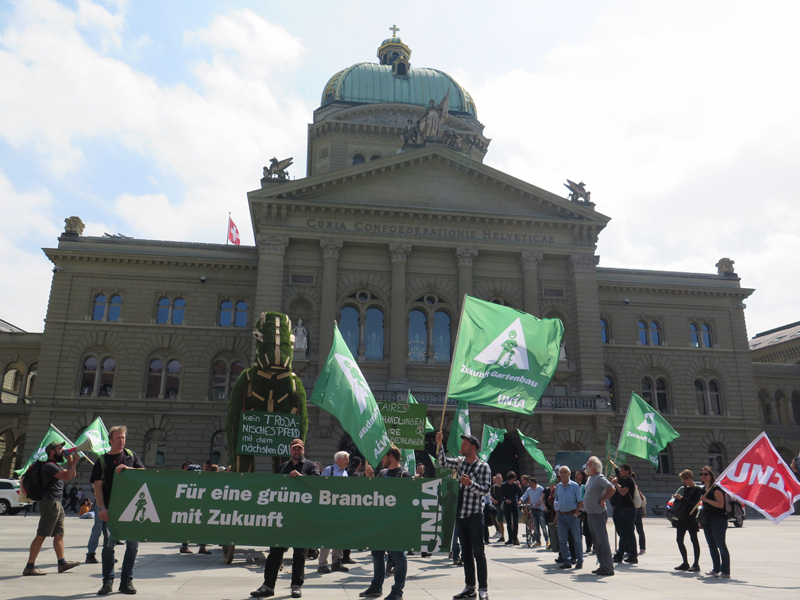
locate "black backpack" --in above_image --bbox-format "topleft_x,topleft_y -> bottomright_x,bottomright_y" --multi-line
21,461 -> 49,502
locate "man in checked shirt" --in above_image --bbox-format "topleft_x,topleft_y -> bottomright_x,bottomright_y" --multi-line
435,431 -> 492,600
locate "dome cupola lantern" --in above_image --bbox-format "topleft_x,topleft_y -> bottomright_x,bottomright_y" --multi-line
378,24 -> 411,77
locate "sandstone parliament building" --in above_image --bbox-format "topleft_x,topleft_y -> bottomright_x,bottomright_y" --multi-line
2,33 -> 799,501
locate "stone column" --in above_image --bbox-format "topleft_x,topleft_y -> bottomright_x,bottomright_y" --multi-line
388,244 -> 411,389
455,247 -> 478,309
520,251 -> 543,317
318,239 -> 343,374
254,235 -> 289,316
567,253 -> 606,397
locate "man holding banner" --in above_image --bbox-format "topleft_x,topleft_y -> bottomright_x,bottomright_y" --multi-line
435,431 -> 491,600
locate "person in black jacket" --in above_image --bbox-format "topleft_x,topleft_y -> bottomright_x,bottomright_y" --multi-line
251,439 -> 319,599
672,469 -> 702,572
500,472 -> 523,545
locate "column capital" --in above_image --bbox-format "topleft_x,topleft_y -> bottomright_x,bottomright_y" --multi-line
520,251 -> 544,271
320,239 -> 343,260
388,243 -> 412,263
257,235 -> 289,255
455,247 -> 479,267
569,254 -> 598,274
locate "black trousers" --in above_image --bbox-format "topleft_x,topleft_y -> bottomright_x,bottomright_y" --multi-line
264,547 -> 305,588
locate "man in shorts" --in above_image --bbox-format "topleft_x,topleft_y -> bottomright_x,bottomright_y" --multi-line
23,441 -> 81,576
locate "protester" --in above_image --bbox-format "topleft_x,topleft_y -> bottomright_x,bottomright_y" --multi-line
23,441 -> 81,576
672,469 -> 702,572
699,466 -> 730,579
574,469 -> 592,554
554,466 -> 583,570
489,474 -> 505,543
583,457 -> 615,577
435,431 -> 492,600
251,439 -> 318,599
179,460 -> 210,555
79,498 -> 93,518
92,425 -> 145,595
318,451 -> 350,575
520,477 -> 548,547
610,463 -> 638,565
359,446 -> 410,600
500,471 -> 523,545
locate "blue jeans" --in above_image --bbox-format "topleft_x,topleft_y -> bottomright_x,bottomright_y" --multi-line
457,512 -> 487,590
531,508 -> 548,543
101,522 -> 138,583
370,550 -> 406,595
87,510 -> 102,554
703,514 -> 730,575
557,513 -> 583,563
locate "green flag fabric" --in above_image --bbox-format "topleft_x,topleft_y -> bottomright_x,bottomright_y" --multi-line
75,416 -> 111,455
447,402 -> 471,456
310,324 -> 391,469
519,432 -> 557,484
401,448 -> 417,476
605,431 -> 628,477
14,424 -> 71,475
447,295 -> 564,415
408,391 -> 434,434
617,392 -> 681,467
478,425 -> 507,462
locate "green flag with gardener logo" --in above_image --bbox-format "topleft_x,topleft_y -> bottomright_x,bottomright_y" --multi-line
617,392 -> 681,467
478,425 -> 507,462
447,295 -> 563,415
310,324 -> 391,469
14,424 -> 71,475
519,432 -> 557,484
447,402 -> 471,456
75,416 -> 111,455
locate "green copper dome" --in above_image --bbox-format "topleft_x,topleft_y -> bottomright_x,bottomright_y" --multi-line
320,36 -> 477,117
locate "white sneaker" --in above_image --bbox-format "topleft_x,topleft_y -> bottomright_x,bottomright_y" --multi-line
479,590 -> 489,600
291,586 -> 302,598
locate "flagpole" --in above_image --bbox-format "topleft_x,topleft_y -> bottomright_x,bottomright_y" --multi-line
438,295 -> 468,452
51,423 -> 94,465
226,212 -> 231,245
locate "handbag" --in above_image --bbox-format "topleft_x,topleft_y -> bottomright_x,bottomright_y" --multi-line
631,481 -> 643,509
666,486 -> 686,522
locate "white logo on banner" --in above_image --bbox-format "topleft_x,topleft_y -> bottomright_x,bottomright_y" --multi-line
636,413 -> 657,437
335,353 -> 371,413
474,318 -> 529,370
118,483 -> 160,523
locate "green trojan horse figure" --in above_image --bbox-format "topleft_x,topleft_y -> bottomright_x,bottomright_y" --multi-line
227,311 -> 308,474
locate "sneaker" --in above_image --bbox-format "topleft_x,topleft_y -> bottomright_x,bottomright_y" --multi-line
639,549 -> 646,555
359,589 -> 382,598
86,553 -> 99,564
22,566 -> 46,576
453,589 -> 477,600
97,580 -> 113,595
317,565 -> 331,573
705,570 -> 719,577
384,593 -> 403,600
331,561 -> 349,572
58,560 -> 81,573
251,584 -> 275,598
689,564 -> 701,572
624,557 -> 638,564
291,586 -> 302,598
478,591 -> 489,600
119,579 -> 137,595
674,563 -> 689,571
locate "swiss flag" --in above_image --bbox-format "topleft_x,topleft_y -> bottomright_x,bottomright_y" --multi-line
715,432 -> 800,524
228,217 -> 241,246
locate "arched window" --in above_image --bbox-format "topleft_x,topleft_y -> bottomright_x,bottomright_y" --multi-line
156,297 -> 170,324
210,359 -> 245,401
690,322 -> 713,348
24,364 -> 37,402
338,291 -> 385,361
708,443 -> 725,474
2,364 -> 22,403
219,299 -> 248,327
774,390 -> 786,425
656,449 -> 672,475
601,318 -> 610,344
209,430 -> 226,466
156,296 -> 186,325
701,323 -> 713,348
695,378 -> 724,415
146,355 -> 182,399
108,295 -> 122,322
638,320 -> 662,345
93,294 -> 107,321
173,298 -> 186,325
78,354 -> 116,397
407,294 -> 452,364
641,375 -> 670,413
144,429 -> 167,466
758,389 -> 773,424
92,293 -> 122,321
352,154 -> 365,165
605,373 -> 617,410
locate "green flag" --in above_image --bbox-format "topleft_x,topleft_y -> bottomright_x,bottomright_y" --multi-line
310,324 -> 391,469
478,425 -> 507,462
618,392 -> 681,467
75,416 -> 111,455
14,424 -> 71,475
408,391 -> 434,434
604,430 -> 628,478
519,432 -> 557,484
447,402 -> 471,456
447,295 -> 564,415
401,448 -> 416,476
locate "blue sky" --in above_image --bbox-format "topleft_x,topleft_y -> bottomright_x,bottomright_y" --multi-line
2,0 -> 798,337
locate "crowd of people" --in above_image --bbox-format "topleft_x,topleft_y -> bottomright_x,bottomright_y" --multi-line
21,425 -> 773,598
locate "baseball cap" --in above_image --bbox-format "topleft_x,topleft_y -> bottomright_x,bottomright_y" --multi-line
290,438 -> 305,449
460,434 -> 481,451
45,441 -> 66,454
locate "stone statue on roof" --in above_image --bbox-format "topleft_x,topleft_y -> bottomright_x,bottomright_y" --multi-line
415,91 -> 449,143
716,257 -> 735,275
564,179 -> 591,203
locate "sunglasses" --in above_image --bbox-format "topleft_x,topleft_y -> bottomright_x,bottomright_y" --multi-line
700,472 -> 711,476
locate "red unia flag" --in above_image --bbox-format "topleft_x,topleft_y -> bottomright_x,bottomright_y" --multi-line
228,217 -> 241,246
715,432 -> 800,524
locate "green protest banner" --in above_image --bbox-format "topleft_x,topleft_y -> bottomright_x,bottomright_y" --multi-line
618,392 -> 680,467
237,412 -> 302,456
14,424 -> 71,475
478,425 -> 507,462
447,295 -> 563,415
379,401 -> 428,450
75,417 -> 111,455
447,402 -> 471,457
108,470 -> 457,553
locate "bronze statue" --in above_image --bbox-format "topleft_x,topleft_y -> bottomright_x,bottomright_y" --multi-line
564,179 -> 591,203
265,157 -> 293,180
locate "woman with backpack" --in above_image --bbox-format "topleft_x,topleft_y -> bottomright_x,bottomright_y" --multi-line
671,469 -> 702,572
699,466 -> 731,579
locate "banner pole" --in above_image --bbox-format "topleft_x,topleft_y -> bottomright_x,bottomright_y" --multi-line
438,294 -> 468,453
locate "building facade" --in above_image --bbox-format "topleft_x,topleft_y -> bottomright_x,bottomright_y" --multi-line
2,35 -> 798,502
